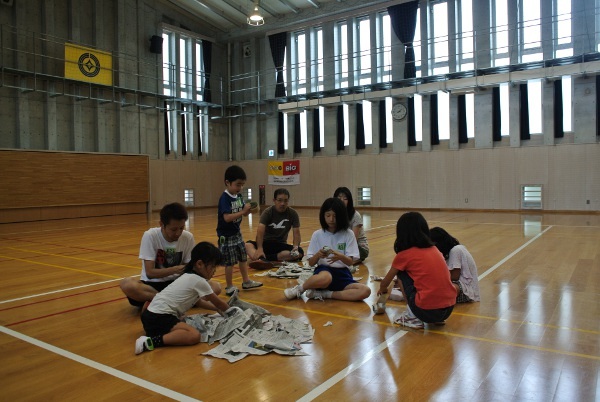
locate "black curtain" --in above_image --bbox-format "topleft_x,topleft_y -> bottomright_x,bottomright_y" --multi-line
430,94 -> 439,145
554,79 -> 564,138
407,97 -> 416,146
356,103 -> 365,149
277,112 -> 285,154
457,95 -> 468,144
196,105 -> 202,156
379,100 -> 388,148
492,87 -> 502,141
313,109 -> 321,152
181,111 -> 187,155
202,41 -> 212,102
337,105 -> 345,151
294,113 -> 302,153
269,32 -> 287,98
387,1 -> 419,79
520,84 -> 530,140
164,101 -> 170,155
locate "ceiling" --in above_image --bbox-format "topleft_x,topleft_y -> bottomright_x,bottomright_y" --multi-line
164,0 -> 401,41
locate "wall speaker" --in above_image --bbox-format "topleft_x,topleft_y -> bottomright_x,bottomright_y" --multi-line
149,35 -> 163,54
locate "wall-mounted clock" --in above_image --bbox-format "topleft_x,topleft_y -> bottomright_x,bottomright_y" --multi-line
391,103 -> 407,121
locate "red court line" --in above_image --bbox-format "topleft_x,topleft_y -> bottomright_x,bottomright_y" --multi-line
6,298 -> 124,327
0,286 -> 120,312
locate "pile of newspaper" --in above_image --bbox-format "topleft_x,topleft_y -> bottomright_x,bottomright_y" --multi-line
184,292 -> 314,363
253,261 -> 315,279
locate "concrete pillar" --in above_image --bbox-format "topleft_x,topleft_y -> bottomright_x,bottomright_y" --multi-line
473,91 -> 493,148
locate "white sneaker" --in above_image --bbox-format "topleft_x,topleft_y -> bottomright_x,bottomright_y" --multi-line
134,336 -> 154,355
284,285 -> 304,300
225,286 -> 239,296
242,280 -> 263,290
394,311 -> 424,329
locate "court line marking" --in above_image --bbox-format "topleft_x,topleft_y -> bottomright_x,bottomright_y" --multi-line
0,278 -> 123,304
6,246 -> 139,269
296,329 -> 407,402
0,326 -> 201,402
478,225 -> 553,280
0,253 -> 121,279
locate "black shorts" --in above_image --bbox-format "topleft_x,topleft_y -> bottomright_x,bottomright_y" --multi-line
246,240 -> 304,261
126,280 -> 173,307
141,310 -> 180,337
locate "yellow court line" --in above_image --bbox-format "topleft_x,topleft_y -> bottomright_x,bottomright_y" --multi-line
6,247 -> 138,270
0,254 -> 121,279
452,311 -> 600,336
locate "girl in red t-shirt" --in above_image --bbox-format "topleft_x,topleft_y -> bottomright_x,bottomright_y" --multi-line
378,212 -> 456,329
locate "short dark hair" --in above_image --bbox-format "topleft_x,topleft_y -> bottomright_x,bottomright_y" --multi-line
393,212 -> 434,253
333,186 -> 355,219
319,197 -> 350,232
429,227 -> 460,259
160,202 -> 188,226
185,241 -> 224,273
274,188 -> 290,199
224,165 -> 246,183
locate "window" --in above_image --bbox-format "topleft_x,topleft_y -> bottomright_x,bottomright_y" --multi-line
184,189 -> 194,207
414,94 -> 423,142
457,0 -> 474,71
554,0 -> 572,57
429,1 -> 449,75
362,100 -> 372,145
162,33 -> 174,96
179,37 -> 192,98
466,93 -> 475,138
414,8 -> 422,77
195,42 -> 204,101
162,28 -> 205,102
492,0 -> 510,66
283,113 -> 289,150
522,185 -> 542,209
291,30 -> 307,95
300,110 -> 308,149
437,90 -> 449,140
378,12 -> 392,82
562,76 -> 572,132
500,83 -> 510,136
319,106 -> 325,147
355,17 -> 372,86
343,104 -> 350,146
245,188 -> 253,203
528,79 -> 542,134
311,27 -> 324,92
385,97 -> 393,143
357,187 -> 372,206
335,22 -> 349,88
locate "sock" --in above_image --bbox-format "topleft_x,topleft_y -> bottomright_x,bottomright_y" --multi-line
321,290 -> 333,299
150,335 -> 164,348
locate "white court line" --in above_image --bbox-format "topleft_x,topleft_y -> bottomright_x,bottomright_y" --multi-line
0,276 -> 138,305
297,329 -> 407,402
478,225 -> 553,281
0,326 -> 201,402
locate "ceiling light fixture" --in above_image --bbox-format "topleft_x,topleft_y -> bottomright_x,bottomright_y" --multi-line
247,0 -> 264,26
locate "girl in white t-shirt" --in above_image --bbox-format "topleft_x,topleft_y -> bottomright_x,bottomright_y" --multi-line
430,227 -> 480,303
135,242 -> 240,355
334,187 -> 369,262
284,198 -> 371,301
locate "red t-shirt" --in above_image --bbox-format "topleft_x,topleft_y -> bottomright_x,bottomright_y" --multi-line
392,246 -> 456,309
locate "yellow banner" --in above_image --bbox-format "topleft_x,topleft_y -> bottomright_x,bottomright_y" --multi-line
64,44 -> 113,86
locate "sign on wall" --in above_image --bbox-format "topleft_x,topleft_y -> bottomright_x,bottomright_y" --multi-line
64,43 -> 113,86
268,160 -> 300,185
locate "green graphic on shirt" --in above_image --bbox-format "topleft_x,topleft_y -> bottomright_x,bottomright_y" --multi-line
337,243 -> 346,251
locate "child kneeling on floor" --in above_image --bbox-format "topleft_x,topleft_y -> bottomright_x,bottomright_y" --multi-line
135,241 -> 240,354
377,212 -> 456,329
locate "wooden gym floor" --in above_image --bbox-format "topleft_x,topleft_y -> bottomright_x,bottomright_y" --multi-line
1,208 -> 599,401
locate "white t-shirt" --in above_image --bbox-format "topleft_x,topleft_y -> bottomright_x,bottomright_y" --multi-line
447,245 -> 480,302
307,229 -> 359,268
148,273 -> 213,318
349,211 -> 369,251
138,227 -> 195,282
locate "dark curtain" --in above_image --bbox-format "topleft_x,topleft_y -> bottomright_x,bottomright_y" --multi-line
294,113 -> 302,153
356,103 -> 365,149
181,111 -> 187,155
379,100 -> 388,148
337,105 -> 345,151
492,87 -> 502,141
407,97 -> 416,146
269,32 -> 287,98
277,112 -> 285,154
597,76 -> 600,137
430,94 -> 439,145
554,79 -> 564,138
457,95 -> 468,144
202,41 -> 212,102
196,105 -> 202,156
164,101 -> 170,155
387,1 -> 419,79
313,109 -> 321,152
520,84 -> 530,140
